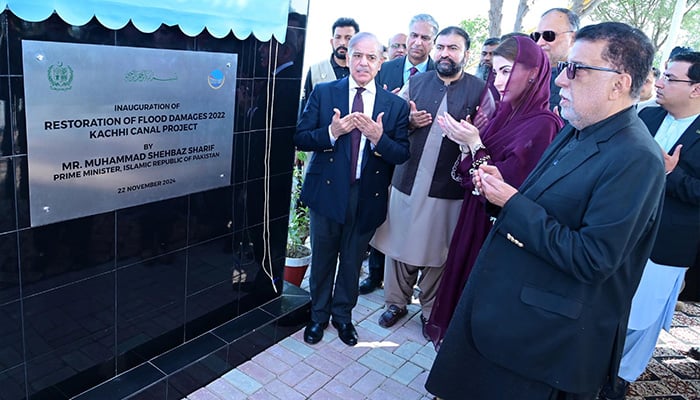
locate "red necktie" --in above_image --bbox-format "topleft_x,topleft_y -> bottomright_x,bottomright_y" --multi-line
350,87 -> 365,183
409,66 -> 418,77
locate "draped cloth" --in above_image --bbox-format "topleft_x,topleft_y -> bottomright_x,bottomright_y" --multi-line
425,36 -> 563,348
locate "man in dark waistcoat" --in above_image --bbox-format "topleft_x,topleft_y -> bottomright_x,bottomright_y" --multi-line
371,26 -> 493,338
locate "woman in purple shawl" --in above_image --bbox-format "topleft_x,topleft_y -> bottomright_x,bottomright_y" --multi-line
425,36 -> 563,348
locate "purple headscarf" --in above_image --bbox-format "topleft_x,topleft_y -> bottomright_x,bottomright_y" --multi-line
482,35 -> 557,136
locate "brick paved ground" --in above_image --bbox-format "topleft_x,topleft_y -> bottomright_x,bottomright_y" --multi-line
184,264 -> 700,400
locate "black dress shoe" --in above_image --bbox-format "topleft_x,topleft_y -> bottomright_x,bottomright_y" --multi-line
359,277 -> 382,294
331,320 -> 358,346
303,321 -> 328,344
688,346 -> 700,360
420,314 -> 430,341
597,376 -> 629,400
378,304 -> 408,328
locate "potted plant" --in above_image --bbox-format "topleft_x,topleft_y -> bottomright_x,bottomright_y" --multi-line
284,151 -> 312,286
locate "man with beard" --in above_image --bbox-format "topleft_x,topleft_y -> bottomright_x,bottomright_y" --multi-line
371,26 -> 494,338
302,17 -> 359,110
475,37 -> 500,81
359,14 -> 439,296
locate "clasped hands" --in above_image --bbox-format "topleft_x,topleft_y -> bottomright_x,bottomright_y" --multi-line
472,164 -> 518,207
330,108 -> 384,145
436,111 -> 481,150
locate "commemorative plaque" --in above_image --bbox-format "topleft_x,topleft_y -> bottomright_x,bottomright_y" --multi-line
22,40 -> 237,226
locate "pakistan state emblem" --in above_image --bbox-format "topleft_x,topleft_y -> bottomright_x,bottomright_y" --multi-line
47,62 -> 73,91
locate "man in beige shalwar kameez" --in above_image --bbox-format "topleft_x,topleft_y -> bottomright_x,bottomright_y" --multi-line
371,26 -> 492,337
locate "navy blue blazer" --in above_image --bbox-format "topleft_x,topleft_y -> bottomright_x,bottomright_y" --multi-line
464,108 -> 665,393
639,106 -> 700,266
375,56 -> 435,92
294,77 -> 410,233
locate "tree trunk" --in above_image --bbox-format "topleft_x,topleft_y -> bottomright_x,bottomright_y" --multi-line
661,0 -> 687,61
489,0 -> 504,37
513,0 -> 531,33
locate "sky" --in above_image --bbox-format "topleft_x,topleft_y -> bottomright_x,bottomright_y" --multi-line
295,0 -> 572,73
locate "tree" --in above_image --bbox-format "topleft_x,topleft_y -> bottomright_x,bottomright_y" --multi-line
460,16 -> 490,70
679,6 -> 700,50
589,0 -> 700,65
571,0 -> 605,19
488,0 -> 504,37
513,0 -> 534,33
660,0 -> 686,62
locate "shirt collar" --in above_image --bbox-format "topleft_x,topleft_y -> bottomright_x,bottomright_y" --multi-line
405,57 -> 429,74
665,112 -> 700,124
348,76 -> 376,95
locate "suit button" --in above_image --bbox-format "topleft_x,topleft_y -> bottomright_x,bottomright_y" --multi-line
374,193 -> 379,197
329,157 -> 334,162
326,180 -> 331,185
375,170 -> 379,174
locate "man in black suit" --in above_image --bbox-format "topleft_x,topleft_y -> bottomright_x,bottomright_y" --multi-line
294,32 -> 410,346
359,13 -> 438,296
426,22 -> 665,399
600,51 -> 700,400
531,8 -> 579,111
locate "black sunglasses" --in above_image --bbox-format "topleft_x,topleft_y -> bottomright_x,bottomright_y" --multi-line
530,30 -> 573,42
557,61 -> 622,80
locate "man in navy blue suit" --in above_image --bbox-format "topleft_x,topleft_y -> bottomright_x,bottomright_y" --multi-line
375,14 -> 438,93
294,32 -> 410,346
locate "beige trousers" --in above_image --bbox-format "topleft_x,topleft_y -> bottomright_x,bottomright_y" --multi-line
382,256 -> 444,318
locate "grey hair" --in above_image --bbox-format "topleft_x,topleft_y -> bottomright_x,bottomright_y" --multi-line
409,14 -> 439,39
542,8 -> 580,31
348,32 -> 383,55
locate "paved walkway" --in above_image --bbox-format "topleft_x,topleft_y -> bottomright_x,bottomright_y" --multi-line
184,265 -> 700,400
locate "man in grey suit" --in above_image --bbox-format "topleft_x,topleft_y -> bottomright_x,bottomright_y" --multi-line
426,22 -> 665,399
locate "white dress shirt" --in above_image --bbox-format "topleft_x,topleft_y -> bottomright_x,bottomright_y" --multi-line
328,77 -> 377,180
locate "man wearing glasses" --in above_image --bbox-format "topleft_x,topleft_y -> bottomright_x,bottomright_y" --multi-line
531,8 -> 579,110
599,51 -> 700,400
426,22 -> 665,400
387,33 -> 407,60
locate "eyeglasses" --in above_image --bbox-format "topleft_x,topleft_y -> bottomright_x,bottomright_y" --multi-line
530,30 -> 574,42
390,43 -> 407,49
558,61 -> 622,80
661,73 -> 698,84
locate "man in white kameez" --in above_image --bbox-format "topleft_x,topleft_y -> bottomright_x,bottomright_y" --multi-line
371,26 -> 492,337
599,51 -> 700,400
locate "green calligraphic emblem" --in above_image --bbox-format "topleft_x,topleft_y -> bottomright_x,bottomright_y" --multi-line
47,62 -> 73,91
124,70 -> 178,83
